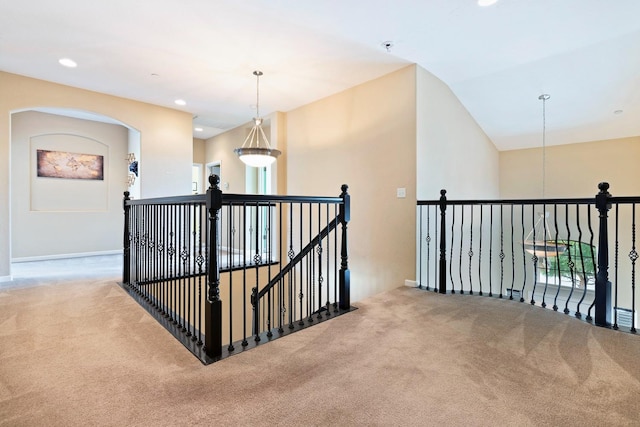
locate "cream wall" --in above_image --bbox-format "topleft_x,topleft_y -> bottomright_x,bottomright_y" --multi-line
416,66 -> 499,199
204,113 -> 286,195
414,65 -> 500,290
193,138 -> 205,165
0,72 -> 193,279
11,111 -> 127,259
286,65 -> 417,302
500,136 -> 640,198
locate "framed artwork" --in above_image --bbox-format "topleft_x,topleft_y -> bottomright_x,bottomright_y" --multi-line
37,149 -> 104,180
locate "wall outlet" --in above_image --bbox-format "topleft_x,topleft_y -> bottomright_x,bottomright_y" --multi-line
397,187 -> 406,198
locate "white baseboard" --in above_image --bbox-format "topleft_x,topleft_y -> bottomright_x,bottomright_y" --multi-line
12,250 -> 122,263
0,275 -> 12,283
405,279 -> 418,287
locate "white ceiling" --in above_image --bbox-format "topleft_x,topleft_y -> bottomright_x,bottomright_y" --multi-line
1,0 -> 639,150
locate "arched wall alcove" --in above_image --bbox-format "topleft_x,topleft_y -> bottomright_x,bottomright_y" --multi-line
9,108 -> 140,261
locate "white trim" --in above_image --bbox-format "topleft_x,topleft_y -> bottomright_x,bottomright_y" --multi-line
11,250 -> 122,263
0,275 -> 12,283
405,279 -> 418,287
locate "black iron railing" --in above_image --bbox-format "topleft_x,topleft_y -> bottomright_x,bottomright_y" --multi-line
417,183 -> 640,332
122,176 -> 352,364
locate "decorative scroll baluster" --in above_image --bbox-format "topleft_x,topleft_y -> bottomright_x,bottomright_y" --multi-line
438,191 -> 446,294
530,205 -> 538,306
586,206 -> 596,322
553,204 -> 562,311
288,204 -> 295,328
541,204 -> 549,309
564,204 -> 575,314
576,204 -> 587,318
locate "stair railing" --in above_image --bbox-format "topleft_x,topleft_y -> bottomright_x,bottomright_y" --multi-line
417,182 -> 640,332
123,176 -> 351,363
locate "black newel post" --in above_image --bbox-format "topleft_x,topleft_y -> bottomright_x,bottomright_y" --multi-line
339,184 -> 351,310
123,191 -> 131,285
595,182 -> 612,327
439,189 -> 447,294
205,174 -> 223,358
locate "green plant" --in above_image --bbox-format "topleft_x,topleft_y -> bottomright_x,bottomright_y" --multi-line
543,240 -> 596,288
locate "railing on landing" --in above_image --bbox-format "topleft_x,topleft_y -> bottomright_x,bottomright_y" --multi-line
122,175 -> 352,364
417,183 -> 640,333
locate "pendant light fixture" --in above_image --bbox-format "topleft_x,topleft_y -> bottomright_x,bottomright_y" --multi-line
234,70 -> 281,168
524,93 -> 567,258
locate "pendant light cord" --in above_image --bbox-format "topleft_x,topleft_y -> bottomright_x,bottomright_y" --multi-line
539,94 -> 550,199
254,70 -> 262,119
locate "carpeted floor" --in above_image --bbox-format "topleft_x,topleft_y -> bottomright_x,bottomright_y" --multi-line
1,256 -> 639,426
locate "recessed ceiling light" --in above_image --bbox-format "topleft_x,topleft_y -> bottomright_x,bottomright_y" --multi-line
614,109 -> 624,115
58,58 -> 77,68
174,99 -> 186,106
478,0 -> 498,6
194,127 -> 204,132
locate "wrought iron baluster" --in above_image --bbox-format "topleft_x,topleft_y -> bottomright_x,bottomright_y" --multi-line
426,206 -> 430,290
459,204 -> 465,294
576,204 -> 587,318
449,204 -> 456,294
520,204 -> 526,303
553,204 -> 562,311
169,205 -> 177,323
433,204 -> 438,293
499,205 -> 505,298
478,204 -> 483,296
489,204 -> 493,297
325,203 -> 331,315
298,202 -> 304,326
510,205 -> 515,300
613,203 -> 619,330
586,206 -> 596,322
631,203 -> 638,333
469,205 -> 474,295
254,202 -> 262,342
564,203 -> 575,314
317,203 -> 324,320
541,203 -> 548,308
530,204 -> 538,306
419,206 -> 423,289
334,204 -> 339,311
279,202 -> 285,333
242,203 -> 248,347
288,203 -> 295,328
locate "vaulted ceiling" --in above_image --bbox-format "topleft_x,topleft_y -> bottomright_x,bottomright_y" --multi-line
1,0 -> 639,150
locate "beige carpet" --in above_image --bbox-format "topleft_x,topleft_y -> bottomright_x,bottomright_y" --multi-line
1,259 -> 640,426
